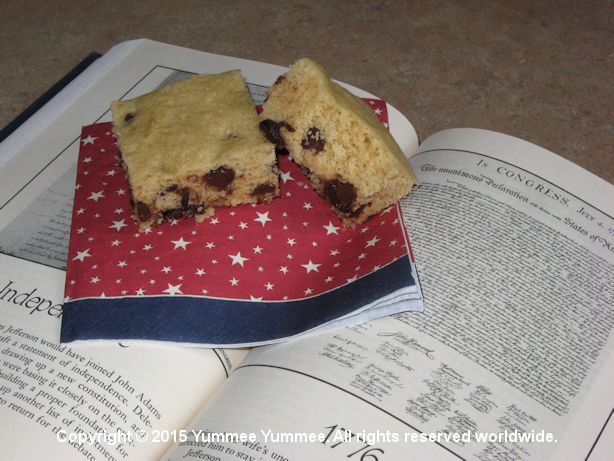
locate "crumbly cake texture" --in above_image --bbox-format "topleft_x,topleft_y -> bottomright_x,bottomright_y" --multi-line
260,58 -> 418,225
111,70 -> 279,230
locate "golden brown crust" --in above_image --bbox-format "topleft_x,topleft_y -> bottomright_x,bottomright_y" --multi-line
260,58 -> 418,225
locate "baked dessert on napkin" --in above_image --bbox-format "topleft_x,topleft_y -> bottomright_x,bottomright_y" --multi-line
111,71 -> 279,230
260,58 -> 418,225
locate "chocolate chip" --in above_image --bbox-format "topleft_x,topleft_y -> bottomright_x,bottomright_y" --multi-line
135,201 -> 151,221
324,179 -> 356,214
184,204 -> 203,216
180,189 -> 190,209
274,75 -> 286,85
251,183 -> 276,197
301,127 -> 325,152
279,121 -> 295,132
165,184 -> 178,192
162,208 -> 183,219
349,204 -> 367,218
204,166 -> 235,190
124,112 -> 135,123
259,119 -> 285,148
275,147 -> 289,156
300,165 -> 313,177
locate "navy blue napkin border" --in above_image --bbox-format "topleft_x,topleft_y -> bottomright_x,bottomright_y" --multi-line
61,256 -> 415,345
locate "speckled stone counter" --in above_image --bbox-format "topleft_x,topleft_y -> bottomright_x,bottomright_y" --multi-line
1,0 -> 612,182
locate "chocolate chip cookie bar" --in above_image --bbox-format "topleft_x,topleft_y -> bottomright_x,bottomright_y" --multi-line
260,58 -> 418,225
111,71 -> 279,230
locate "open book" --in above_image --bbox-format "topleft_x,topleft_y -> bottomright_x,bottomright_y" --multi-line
0,40 -> 612,460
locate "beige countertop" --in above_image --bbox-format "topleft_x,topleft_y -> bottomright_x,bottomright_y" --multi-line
1,0 -> 612,183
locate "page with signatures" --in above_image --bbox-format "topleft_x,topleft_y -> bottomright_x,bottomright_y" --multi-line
165,128 -> 613,461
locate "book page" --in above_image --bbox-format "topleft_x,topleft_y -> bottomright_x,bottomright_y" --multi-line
164,129 -> 613,460
0,253 -> 246,461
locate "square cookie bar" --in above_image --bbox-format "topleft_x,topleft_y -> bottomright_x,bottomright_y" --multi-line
260,58 -> 418,225
111,71 -> 279,230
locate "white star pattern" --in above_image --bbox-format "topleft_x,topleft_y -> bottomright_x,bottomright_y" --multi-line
171,237 -> 191,250
73,249 -> 92,262
81,135 -> 97,145
163,283 -> 182,295
88,191 -> 105,202
301,260 -> 321,273
366,236 -> 381,247
323,221 -> 340,235
109,219 -> 128,232
254,211 -> 272,227
229,251 -> 249,267
280,170 -> 294,183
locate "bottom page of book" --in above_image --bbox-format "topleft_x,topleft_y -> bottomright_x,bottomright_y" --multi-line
164,129 -> 613,461
0,253 -> 247,461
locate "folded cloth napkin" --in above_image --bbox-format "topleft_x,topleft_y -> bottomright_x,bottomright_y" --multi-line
61,101 -> 423,347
